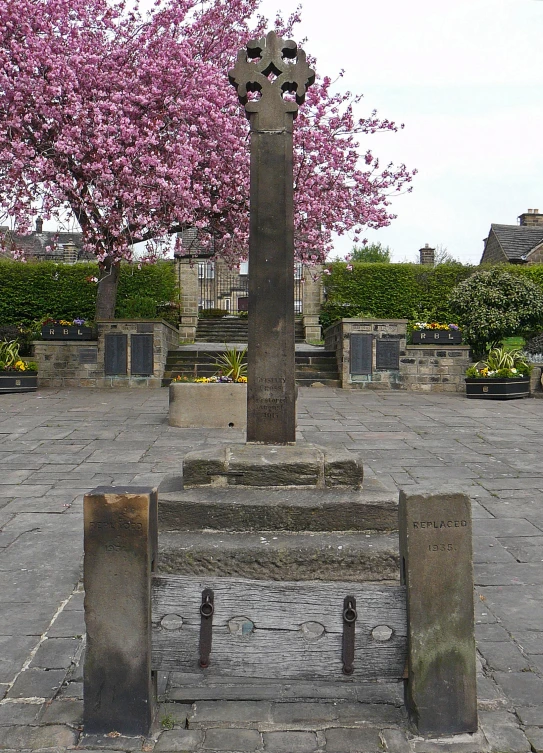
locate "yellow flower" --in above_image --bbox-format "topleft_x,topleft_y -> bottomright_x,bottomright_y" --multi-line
14,360 -> 26,371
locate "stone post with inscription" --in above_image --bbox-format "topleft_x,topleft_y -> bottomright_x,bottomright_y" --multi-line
229,31 -> 315,444
83,487 -> 158,735
399,489 -> 477,736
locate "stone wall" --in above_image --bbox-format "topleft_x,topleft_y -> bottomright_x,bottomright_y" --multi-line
34,341 -> 100,388
480,231 -> 508,264
325,319 -> 472,392
400,346 -> 472,392
34,319 -> 179,388
176,259 -> 199,341
325,318 -> 408,389
302,264 -> 324,342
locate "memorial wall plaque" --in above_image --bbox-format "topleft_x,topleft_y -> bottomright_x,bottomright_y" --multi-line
376,339 -> 400,370
79,348 -> 98,364
350,334 -> 372,375
104,334 -> 127,376
131,334 -> 154,376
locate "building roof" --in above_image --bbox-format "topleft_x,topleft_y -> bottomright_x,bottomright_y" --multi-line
490,223 -> 543,261
0,228 -> 91,261
174,228 -> 215,258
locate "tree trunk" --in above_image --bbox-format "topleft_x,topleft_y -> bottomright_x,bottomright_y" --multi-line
95,257 -> 120,320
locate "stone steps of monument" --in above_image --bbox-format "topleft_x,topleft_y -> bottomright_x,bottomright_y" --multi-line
157,529 -> 400,583
163,349 -> 339,386
195,317 -> 305,343
158,483 -> 398,533
196,318 -> 249,342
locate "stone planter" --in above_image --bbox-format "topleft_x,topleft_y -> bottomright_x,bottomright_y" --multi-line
169,382 -> 247,429
0,370 -> 38,393
41,325 -> 96,340
465,376 -> 530,400
412,330 -> 462,345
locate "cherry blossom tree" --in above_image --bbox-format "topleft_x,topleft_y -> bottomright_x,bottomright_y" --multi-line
0,0 -> 414,318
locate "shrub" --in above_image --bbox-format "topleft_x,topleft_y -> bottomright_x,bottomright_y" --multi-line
449,268 -> 543,358
199,308 -> 229,318
116,296 -> 158,318
0,260 -> 176,326
320,262 -> 474,329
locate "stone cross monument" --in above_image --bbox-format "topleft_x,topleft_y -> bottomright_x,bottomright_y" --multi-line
229,31 -> 315,444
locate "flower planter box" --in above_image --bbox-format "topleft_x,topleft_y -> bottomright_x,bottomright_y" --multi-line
465,377 -> 530,400
169,382 -> 247,429
412,330 -> 462,345
41,325 -> 96,341
0,371 -> 38,393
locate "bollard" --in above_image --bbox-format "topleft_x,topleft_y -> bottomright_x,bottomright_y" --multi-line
399,489 -> 477,736
83,486 -> 158,735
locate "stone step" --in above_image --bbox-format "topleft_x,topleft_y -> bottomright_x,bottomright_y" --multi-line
158,482 -> 398,533
157,529 -> 400,583
163,349 -> 339,386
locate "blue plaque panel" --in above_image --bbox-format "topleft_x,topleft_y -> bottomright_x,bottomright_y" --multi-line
131,334 -> 154,376
350,334 -> 372,375
104,334 -> 127,376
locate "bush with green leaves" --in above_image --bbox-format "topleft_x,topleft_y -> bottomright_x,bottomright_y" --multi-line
0,260 -> 176,326
320,262 -> 474,330
449,268 -> 543,358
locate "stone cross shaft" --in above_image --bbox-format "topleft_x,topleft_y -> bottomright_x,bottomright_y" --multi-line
229,31 -> 315,444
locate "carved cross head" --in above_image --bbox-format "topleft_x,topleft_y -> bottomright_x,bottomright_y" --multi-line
229,31 -> 315,127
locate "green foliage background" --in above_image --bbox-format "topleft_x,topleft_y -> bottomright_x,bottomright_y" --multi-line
0,260 -> 177,326
320,262 -> 476,329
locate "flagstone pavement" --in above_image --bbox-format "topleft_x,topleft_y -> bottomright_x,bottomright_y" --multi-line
1,387 -> 543,752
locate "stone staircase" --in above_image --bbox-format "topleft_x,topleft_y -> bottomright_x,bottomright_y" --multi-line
162,348 -> 340,387
195,316 -> 305,343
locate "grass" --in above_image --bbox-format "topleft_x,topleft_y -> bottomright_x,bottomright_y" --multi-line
502,337 -> 525,351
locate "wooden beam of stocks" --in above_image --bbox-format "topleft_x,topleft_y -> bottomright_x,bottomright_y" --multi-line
151,575 -> 407,679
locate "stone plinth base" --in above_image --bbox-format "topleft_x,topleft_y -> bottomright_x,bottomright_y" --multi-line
182,443 -> 363,489
169,382 -> 247,429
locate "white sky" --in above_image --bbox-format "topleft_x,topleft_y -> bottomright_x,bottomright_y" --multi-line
41,0 -> 543,265
255,0 -> 543,263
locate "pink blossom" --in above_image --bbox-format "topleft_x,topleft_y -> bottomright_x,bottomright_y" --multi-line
0,0 -> 414,314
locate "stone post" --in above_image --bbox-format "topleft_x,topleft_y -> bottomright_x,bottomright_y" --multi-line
83,486 -> 158,735
302,264 -> 323,342
177,258 -> 199,341
399,489 -> 477,736
229,31 -> 315,444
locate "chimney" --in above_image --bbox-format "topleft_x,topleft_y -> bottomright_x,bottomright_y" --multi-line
419,243 -> 435,265
63,241 -> 78,264
518,208 -> 543,227
35,217 -> 43,234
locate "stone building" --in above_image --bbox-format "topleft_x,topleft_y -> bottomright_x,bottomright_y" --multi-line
480,209 -> 543,265
0,218 -> 91,262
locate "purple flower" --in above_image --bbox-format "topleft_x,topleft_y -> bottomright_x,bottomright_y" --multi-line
448,324 -> 459,330
73,318 -> 85,325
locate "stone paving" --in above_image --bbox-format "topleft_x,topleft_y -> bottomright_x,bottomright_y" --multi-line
1,387 -> 543,751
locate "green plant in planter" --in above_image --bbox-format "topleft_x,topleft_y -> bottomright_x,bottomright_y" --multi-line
0,340 -> 38,372
214,346 -> 247,382
449,268 -> 543,358
466,347 -> 531,379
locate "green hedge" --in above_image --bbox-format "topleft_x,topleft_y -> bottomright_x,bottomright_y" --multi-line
320,262 -> 476,329
0,260 -> 177,326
